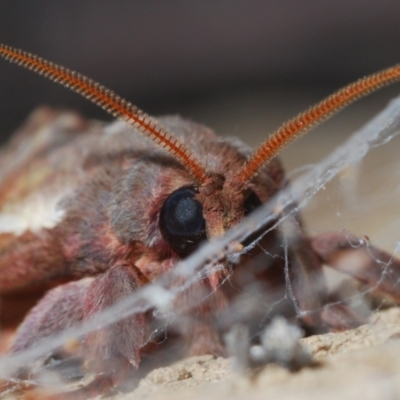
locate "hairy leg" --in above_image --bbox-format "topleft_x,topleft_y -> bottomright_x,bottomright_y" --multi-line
311,231 -> 400,302
6,263 -> 148,398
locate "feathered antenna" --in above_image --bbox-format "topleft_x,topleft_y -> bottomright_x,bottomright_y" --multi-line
236,65 -> 400,184
0,44 -> 208,184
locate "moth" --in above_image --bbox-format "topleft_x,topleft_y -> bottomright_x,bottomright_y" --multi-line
0,44 -> 400,399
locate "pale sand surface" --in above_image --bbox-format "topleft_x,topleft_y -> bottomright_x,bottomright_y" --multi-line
112,308 -> 400,400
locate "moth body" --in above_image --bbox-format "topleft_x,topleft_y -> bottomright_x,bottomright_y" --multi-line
0,108 -> 284,284
1,44 -> 400,399
1,108 -> 298,370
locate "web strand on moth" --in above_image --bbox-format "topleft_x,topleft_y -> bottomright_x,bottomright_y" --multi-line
0,93 -> 400,381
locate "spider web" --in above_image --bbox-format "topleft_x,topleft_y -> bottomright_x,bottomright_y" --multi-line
1,93 -> 400,390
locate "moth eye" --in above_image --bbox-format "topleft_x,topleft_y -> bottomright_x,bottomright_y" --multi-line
159,187 -> 206,256
244,190 -> 262,216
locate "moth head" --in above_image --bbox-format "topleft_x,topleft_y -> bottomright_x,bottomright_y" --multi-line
2,44 -> 400,257
158,180 -> 263,256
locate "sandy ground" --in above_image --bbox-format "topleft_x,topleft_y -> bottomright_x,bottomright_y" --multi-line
107,308 -> 400,400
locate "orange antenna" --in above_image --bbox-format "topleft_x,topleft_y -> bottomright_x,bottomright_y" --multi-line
0,44 -> 208,184
236,65 -> 400,184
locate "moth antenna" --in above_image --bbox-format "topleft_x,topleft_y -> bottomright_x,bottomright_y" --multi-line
237,65 -> 400,183
0,44 -> 208,184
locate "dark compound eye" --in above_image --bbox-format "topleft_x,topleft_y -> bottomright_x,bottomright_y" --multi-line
159,187 -> 206,256
244,190 -> 262,216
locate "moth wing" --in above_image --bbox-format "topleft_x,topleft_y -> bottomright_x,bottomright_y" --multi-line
0,107 -> 95,257
0,108 -> 97,294
0,107 -> 92,204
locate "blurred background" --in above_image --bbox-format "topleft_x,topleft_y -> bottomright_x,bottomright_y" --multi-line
1,1 -> 399,133
0,0 -> 400,249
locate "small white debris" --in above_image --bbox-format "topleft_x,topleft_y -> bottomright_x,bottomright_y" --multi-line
226,317 -> 312,373
257,316 -> 311,370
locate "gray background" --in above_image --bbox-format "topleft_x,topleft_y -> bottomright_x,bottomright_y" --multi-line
0,1 -> 399,136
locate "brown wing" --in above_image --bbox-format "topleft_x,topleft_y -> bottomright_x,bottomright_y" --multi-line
0,108 -> 101,295
0,107 -> 93,206
0,109 -> 96,328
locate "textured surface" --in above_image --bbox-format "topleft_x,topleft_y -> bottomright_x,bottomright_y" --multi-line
112,308 -> 400,400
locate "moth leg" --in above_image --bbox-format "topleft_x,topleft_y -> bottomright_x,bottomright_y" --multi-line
11,278 -> 91,354
311,231 -> 400,302
179,278 -> 228,358
0,230 -> 70,344
83,263 -> 147,377
0,231 -> 65,293
39,264 -> 148,399
279,214 -> 327,328
2,279 -> 91,398
7,264 -> 148,399
278,212 -> 368,332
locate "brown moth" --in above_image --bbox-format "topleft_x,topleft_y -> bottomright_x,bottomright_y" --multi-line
0,44 -> 400,398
